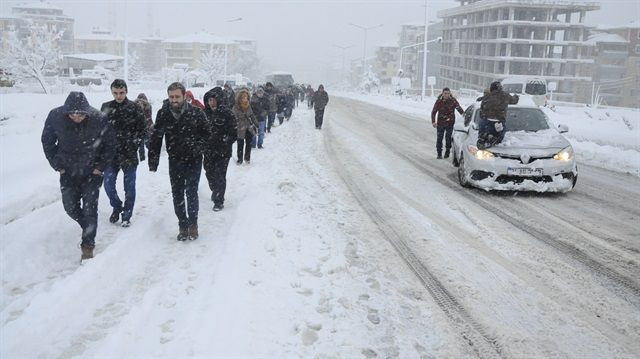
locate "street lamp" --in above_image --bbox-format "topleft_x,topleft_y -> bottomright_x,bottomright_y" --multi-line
398,36 -> 442,81
223,17 -> 243,84
333,44 -> 353,89
349,22 -> 383,84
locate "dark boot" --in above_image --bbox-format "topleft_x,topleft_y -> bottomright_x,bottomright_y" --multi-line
444,149 -> 450,159
188,224 -> 198,240
81,245 -> 94,260
437,150 -> 442,159
177,227 -> 189,241
213,203 -> 224,212
109,208 -> 121,223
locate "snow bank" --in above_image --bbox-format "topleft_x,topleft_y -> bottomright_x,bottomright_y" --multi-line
334,91 -> 640,176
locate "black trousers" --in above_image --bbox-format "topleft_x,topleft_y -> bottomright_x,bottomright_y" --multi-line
436,124 -> 454,152
315,109 -> 325,128
204,154 -> 230,206
237,129 -> 253,162
60,173 -> 103,247
168,157 -> 202,229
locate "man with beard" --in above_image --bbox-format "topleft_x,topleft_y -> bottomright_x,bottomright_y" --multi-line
148,82 -> 210,241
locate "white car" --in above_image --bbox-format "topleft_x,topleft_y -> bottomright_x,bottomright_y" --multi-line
451,102 -> 577,192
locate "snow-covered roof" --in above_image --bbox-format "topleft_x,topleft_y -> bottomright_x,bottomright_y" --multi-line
596,19 -> 640,30
0,12 -> 24,20
64,53 -> 123,62
268,71 -> 293,75
75,33 -> 124,41
586,32 -> 629,45
164,32 -> 235,45
12,1 -> 63,11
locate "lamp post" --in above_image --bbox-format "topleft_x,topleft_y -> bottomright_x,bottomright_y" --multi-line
333,44 -> 353,89
399,37 -> 442,84
421,0 -> 429,100
349,22 -> 383,84
223,17 -> 243,85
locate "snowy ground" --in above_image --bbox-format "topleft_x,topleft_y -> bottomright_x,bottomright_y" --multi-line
335,91 -> 640,177
1,90 -> 639,358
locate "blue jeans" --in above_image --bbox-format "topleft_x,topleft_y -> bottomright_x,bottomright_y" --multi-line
436,124 -> 454,152
168,158 -> 202,229
477,117 -> 506,149
103,165 -> 137,221
251,116 -> 266,147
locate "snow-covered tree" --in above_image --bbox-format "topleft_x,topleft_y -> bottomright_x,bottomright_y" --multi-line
360,65 -> 380,93
0,25 -> 63,94
128,51 -> 143,82
198,46 -> 225,85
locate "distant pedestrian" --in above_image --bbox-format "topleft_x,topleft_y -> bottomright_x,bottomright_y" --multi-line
101,79 -> 147,227
265,82 -> 278,133
306,85 -> 314,109
223,83 -> 236,108
232,89 -> 259,165
430,87 -> 464,159
312,84 -> 329,129
186,90 -> 205,110
203,87 -> 237,212
285,88 -> 295,121
148,82 -> 210,241
250,87 -> 270,148
276,89 -> 287,125
41,92 -> 116,261
134,93 -> 153,162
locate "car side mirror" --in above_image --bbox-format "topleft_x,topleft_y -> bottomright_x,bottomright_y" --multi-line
557,124 -> 569,133
471,122 -> 478,131
454,122 -> 468,133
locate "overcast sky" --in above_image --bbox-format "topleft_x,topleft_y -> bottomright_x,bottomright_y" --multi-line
2,0 -> 639,83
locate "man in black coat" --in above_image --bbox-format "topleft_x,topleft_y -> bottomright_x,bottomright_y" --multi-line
41,91 -> 116,260
203,87 -> 237,211
312,84 -> 329,129
148,82 -> 211,241
250,87 -> 269,148
100,79 -> 147,227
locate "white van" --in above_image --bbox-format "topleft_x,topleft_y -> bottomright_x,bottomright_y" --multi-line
500,76 -> 548,107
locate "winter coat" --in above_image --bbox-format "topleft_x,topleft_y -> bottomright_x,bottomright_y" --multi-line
42,92 -> 116,177
148,101 -> 210,170
232,90 -> 259,140
265,83 -> 278,112
430,96 -> 464,127
312,89 -> 329,111
480,90 -> 519,122
134,94 -> 154,135
224,88 -> 236,109
186,90 -> 205,110
101,97 -> 147,168
250,93 -> 270,118
276,93 -> 288,113
203,87 -> 237,159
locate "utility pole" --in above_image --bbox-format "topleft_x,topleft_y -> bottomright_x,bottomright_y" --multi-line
224,17 -> 243,84
333,44 -> 353,89
421,0 -> 429,100
349,23 -> 383,85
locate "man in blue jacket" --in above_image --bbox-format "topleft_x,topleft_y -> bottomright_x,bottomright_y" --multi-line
41,92 -> 116,261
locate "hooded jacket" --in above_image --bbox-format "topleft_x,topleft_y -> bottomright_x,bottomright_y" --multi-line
41,92 -> 116,177
480,90 -> 519,122
101,97 -> 146,168
431,95 -> 464,127
186,90 -> 205,110
264,82 -> 278,113
250,90 -> 270,118
312,86 -> 329,110
203,87 -> 237,159
148,98 -> 210,170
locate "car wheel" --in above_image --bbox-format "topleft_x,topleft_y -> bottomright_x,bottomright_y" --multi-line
458,154 -> 470,188
572,166 -> 578,189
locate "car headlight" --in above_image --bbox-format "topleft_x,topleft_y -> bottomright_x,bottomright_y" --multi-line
468,145 -> 495,160
553,146 -> 574,161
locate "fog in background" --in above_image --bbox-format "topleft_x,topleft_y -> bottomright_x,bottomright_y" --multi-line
2,0 -> 638,84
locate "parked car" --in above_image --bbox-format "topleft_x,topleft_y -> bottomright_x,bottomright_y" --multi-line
451,100 -> 577,192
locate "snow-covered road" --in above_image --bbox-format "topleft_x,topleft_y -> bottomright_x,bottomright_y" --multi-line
1,93 -> 639,358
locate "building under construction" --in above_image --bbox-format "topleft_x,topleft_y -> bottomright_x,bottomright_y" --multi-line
437,0 -> 600,102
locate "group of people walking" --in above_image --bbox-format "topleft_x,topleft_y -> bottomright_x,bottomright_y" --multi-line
41,79 -> 329,261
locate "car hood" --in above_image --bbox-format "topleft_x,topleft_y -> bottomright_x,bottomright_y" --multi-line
477,129 -> 570,157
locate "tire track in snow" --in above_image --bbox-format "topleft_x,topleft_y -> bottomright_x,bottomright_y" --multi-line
324,126 -> 505,359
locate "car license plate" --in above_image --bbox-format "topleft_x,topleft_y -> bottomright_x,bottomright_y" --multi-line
507,168 -> 543,176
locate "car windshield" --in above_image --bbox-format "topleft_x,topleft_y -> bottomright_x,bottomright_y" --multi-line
525,83 -> 546,95
502,83 -> 522,93
505,108 -> 550,132
473,107 -> 550,132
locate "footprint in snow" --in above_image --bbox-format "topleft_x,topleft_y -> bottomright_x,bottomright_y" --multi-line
366,278 -> 380,290
367,308 -> 381,325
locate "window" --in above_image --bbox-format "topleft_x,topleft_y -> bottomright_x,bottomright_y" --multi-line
464,106 -> 474,126
636,45 -> 640,54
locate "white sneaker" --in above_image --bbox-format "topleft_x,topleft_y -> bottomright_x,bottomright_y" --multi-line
121,220 -> 131,228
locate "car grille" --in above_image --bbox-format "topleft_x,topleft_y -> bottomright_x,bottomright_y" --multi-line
494,153 -> 554,164
496,175 -> 553,184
